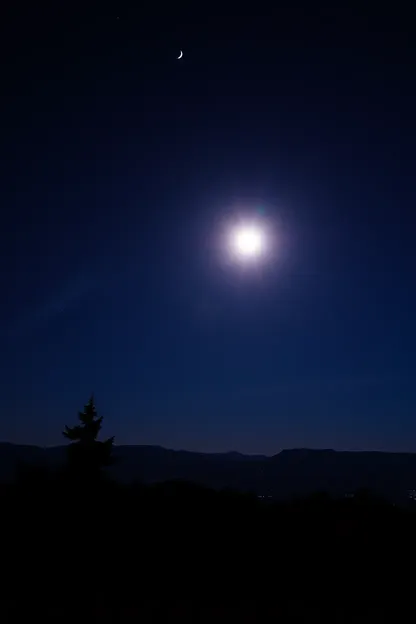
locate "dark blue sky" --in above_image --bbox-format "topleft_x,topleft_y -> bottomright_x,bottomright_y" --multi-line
1,6 -> 416,453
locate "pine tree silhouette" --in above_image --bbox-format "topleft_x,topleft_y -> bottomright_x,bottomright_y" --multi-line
63,395 -> 115,476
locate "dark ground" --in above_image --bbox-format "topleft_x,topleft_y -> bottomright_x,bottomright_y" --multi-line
0,473 -> 413,621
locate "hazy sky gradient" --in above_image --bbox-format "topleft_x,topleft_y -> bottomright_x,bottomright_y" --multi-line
1,7 -> 416,452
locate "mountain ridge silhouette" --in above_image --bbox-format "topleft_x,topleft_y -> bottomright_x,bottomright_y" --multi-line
2,442 -> 416,503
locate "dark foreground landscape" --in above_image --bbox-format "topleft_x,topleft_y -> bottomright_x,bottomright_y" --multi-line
2,468 -> 415,621
2,399 -> 415,621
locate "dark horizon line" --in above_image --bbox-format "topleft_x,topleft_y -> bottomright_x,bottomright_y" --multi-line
1,441 -> 416,457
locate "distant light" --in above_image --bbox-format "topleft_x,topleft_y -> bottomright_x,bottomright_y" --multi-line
230,224 -> 265,260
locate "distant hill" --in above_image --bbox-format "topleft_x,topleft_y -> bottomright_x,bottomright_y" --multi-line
1,442 -> 416,504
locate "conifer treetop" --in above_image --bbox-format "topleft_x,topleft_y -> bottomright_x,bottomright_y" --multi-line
63,395 -> 104,444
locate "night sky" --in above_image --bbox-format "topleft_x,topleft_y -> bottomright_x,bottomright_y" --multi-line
1,6 -> 416,453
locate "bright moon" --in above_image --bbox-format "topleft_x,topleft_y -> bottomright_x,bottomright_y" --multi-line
177,50 -> 183,59
231,224 -> 265,259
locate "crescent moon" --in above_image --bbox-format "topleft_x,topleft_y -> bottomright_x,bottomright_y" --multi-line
177,50 -> 183,59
